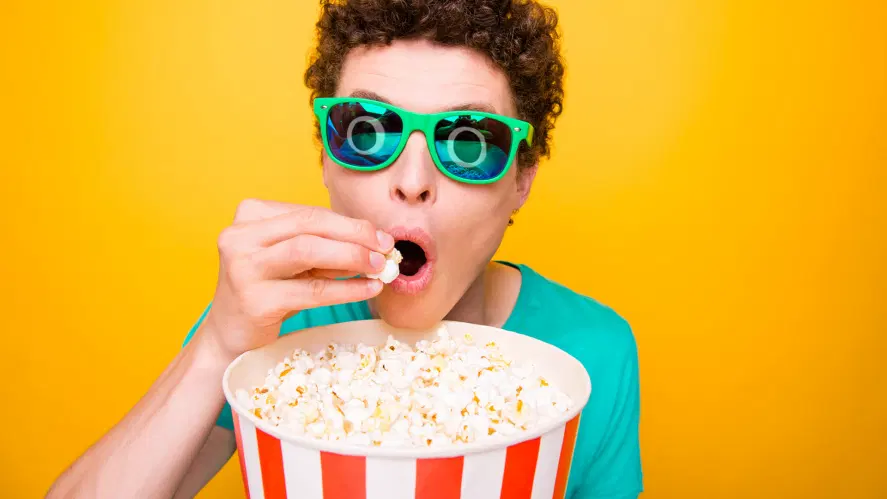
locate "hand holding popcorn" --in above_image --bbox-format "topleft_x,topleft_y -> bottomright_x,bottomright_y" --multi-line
198,199 -> 395,362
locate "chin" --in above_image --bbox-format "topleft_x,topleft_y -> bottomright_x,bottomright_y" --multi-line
375,294 -> 445,330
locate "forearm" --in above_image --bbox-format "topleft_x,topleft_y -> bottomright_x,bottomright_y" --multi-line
48,326 -> 232,499
173,426 -> 236,499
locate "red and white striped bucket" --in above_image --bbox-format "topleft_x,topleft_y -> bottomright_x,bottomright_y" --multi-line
223,320 -> 591,499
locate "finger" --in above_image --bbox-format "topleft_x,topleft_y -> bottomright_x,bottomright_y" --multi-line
218,200 -> 305,256
254,234 -> 387,279
269,277 -> 384,312
307,269 -> 360,280
242,206 -> 394,252
232,198 -> 301,224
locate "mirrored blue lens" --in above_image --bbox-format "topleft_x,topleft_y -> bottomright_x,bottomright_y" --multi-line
433,115 -> 512,181
325,102 -> 403,167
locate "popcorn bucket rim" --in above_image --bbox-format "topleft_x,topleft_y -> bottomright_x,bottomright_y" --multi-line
222,319 -> 591,459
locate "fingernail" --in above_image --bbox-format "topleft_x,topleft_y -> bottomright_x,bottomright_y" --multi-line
368,279 -> 383,293
376,230 -> 394,250
370,251 -> 386,270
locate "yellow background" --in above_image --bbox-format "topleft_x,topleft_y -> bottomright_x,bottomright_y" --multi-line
1,1 -> 885,497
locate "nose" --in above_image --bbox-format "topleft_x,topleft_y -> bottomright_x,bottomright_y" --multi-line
389,132 -> 437,205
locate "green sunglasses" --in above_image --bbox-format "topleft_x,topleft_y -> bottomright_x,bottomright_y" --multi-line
313,97 -> 534,184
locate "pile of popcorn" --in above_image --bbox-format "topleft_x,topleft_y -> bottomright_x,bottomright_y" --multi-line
234,325 -> 573,447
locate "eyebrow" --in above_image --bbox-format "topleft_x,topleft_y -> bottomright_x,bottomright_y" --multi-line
348,89 -> 499,114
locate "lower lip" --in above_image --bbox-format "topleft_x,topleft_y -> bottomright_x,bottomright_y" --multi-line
389,261 -> 433,295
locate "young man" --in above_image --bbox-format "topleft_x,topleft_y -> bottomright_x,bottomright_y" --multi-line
48,1 -> 642,497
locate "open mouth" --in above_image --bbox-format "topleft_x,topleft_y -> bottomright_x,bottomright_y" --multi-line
394,240 -> 428,276
386,226 -> 435,294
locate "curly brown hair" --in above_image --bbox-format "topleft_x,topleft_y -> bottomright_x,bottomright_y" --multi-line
304,0 -> 565,170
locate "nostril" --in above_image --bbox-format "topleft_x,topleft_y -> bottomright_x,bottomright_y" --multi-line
393,187 -> 431,203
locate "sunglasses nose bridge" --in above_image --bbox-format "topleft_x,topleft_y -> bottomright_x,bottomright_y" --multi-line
398,129 -> 436,167
388,131 -> 438,205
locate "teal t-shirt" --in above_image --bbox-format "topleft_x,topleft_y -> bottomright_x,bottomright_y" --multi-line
183,263 -> 642,498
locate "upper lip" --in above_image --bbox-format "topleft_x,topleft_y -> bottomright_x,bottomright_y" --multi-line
386,226 -> 436,263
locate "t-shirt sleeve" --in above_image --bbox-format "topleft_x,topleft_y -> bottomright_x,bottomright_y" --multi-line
181,303 -> 236,431
571,319 -> 643,499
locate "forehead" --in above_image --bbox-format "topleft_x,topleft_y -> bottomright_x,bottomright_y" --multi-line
336,38 -> 516,116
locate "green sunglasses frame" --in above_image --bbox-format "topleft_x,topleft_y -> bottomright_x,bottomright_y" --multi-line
313,97 -> 534,185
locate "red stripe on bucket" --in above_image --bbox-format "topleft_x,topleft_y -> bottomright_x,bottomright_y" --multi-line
256,428 -> 288,499
415,456 -> 464,499
552,415 -> 580,499
232,413 -> 251,499
321,451 -> 366,499
500,437 -> 541,499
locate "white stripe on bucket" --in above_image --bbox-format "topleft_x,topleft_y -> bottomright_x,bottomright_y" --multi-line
237,417 -> 265,499
531,425 -> 566,499
461,447 -> 507,499
366,457 -> 417,499
281,440 -> 324,499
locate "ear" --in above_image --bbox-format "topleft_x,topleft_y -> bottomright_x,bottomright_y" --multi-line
516,163 -> 538,209
320,151 -> 330,189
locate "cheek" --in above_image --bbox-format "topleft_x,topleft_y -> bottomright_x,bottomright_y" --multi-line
440,185 -> 516,259
324,159 -> 377,215
477,182 -> 519,224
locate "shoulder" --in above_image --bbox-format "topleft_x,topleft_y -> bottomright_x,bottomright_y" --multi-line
515,264 -> 638,364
